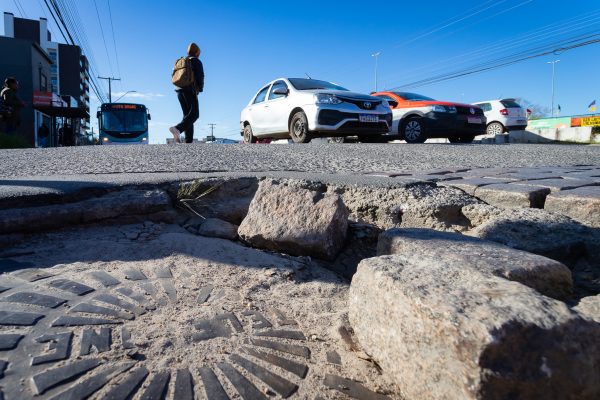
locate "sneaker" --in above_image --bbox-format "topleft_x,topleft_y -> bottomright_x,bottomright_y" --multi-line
169,127 -> 181,144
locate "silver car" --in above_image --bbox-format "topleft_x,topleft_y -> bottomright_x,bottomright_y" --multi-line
240,78 -> 393,143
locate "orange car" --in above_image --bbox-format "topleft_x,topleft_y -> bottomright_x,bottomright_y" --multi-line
371,91 -> 487,143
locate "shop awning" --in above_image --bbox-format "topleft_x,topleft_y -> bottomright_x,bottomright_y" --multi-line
34,105 -> 89,119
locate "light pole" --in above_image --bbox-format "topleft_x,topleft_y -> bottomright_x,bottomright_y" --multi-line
114,91 -> 137,103
372,52 -> 381,92
547,60 -> 560,117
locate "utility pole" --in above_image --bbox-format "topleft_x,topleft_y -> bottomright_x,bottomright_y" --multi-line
98,76 -> 121,103
372,52 -> 381,92
547,60 -> 560,117
207,123 -> 217,142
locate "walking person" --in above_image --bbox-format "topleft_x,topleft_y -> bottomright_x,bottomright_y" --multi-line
1,77 -> 25,135
170,43 -> 204,144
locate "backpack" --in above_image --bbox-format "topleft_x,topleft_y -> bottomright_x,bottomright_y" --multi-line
172,57 -> 195,88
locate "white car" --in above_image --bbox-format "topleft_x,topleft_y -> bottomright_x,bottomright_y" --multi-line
473,99 -> 530,136
240,78 -> 393,143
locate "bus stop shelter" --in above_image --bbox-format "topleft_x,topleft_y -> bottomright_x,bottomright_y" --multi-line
33,92 -> 89,146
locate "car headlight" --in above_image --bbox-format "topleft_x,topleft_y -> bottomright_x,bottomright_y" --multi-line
315,94 -> 342,105
102,137 -> 109,142
446,106 -> 457,113
142,137 -> 148,141
381,100 -> 390,108
431,105 -> 447,113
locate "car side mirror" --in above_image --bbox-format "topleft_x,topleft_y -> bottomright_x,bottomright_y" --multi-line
96,111 -> 101,119
388,100 -> 398,108
147,114 -> 151,120
272,87 -> 289,96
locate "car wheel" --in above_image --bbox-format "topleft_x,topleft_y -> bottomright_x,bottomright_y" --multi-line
289,111 -> 311,143
243,124 -> 257,144
402,118 -> 426,143
486,122 -> 504,136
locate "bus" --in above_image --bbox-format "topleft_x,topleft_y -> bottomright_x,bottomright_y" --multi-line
97,103 -> 151,144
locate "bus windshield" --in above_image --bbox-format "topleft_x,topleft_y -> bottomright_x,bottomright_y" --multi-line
102,109 -> 148,132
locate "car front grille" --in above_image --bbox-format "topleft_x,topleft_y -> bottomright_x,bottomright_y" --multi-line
318,110 -> 392,126
456,106 -> 484,116
337,97 -> 383,110
338,121 -> 390,133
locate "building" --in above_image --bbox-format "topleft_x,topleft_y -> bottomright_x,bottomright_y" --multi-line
0,34 -> 52,146
1,13 -> 90,146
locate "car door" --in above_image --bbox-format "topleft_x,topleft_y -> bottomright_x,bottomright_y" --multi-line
264,80 -> 292,134
249,85 -> 271,135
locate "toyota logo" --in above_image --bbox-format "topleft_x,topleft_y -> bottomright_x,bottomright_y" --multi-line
364,102 -> 372,109
470,107 -> 476,115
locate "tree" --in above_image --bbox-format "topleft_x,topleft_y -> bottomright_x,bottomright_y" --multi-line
515,98 -> 551,119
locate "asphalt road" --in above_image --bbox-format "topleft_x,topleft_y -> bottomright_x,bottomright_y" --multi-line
0,143 -> 599,178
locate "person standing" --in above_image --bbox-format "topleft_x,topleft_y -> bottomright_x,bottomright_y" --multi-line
1,77 -> 25,135
38,122 -> 49,147
170,43 -> 204,144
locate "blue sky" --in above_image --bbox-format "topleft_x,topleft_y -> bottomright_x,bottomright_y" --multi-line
2,0 -> 599,144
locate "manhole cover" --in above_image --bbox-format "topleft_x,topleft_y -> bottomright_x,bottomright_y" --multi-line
0,261 -> 390,399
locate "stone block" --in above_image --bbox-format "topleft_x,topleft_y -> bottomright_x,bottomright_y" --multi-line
474,183 -> 550,208
349,254 -> 600,400
544,186 -> 600,227
238,180 -> 348,260
197,218 -> 238,240
377,228 -> 573,300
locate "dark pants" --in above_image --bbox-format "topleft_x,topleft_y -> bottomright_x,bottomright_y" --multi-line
175,89 -> 199,143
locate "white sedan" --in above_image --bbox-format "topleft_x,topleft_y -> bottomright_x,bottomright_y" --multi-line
240,78 -> 393,143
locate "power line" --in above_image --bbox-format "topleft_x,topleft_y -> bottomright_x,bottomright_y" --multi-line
42,0 -> 107,103
92,0 -> 115,78
386,33 -> 600,91
98,76 -> 121,103
391,0 -> 508,49
107,0 -> 123,89
13,0 -> 28,18
381,10 -> 600,87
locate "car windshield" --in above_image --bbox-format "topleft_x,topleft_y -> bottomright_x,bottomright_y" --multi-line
392,92 -> 436,101
288,78 -> 349,91
501,99 -> 522,108
102,110 -> 148,132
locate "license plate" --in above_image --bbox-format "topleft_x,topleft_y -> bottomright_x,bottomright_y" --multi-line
468,117 -> 482,124
516,119 -> 527,124
359,114 -> 379,123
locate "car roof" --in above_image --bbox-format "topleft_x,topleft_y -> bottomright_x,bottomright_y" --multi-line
474,99 -> 518,104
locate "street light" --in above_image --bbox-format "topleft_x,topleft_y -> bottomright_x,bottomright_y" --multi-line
114,90 -> 137,103
547,60 -> 560,117
372,52 -> 381,92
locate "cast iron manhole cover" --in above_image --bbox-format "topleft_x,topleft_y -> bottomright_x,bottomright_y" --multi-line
0,264 -> 389,399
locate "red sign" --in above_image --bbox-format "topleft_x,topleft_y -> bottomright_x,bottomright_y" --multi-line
33,91 -> 68,108
33,91 -> 52,106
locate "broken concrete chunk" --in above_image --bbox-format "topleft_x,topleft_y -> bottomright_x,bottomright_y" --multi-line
349,254 -> 600,400
197,218 -> 238,240
377,228 -> 573,300
238,179 -> 348,260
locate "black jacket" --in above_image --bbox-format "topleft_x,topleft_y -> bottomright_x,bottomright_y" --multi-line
189,57 -> 204,94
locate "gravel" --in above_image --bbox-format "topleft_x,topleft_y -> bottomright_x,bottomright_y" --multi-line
0,143 -> 598,178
